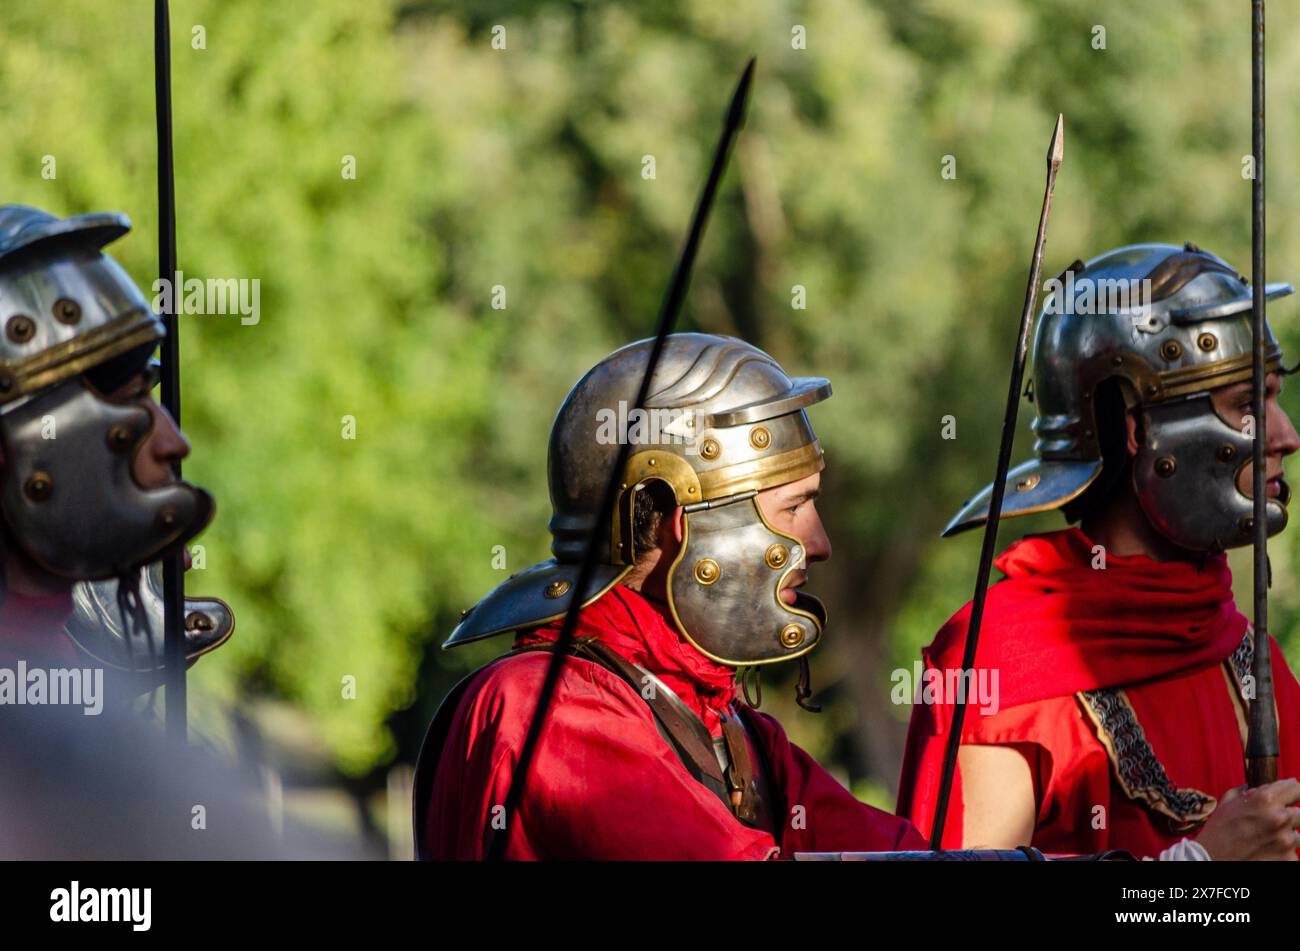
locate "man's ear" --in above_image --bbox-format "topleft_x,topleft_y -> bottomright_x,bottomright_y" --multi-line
1125,406 -> 1142,457
672,506 -> 685,544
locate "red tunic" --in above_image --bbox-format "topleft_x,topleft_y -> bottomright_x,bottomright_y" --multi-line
425,584 -> 925,859
896,528 -> 1300,858
0,590 -> 77,666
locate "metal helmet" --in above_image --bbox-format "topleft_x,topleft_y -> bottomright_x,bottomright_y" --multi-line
945,242 -> 1293,551
0,205 -> 213,579
65,560 -> 234,678
445,333 -> 832,666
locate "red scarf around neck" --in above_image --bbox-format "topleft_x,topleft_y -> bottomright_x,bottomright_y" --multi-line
515,584 -> 738,733
925,527 -> 1247,708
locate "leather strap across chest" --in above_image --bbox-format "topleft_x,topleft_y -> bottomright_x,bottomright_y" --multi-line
537,639 -> 779,835
412,639 -> 779,859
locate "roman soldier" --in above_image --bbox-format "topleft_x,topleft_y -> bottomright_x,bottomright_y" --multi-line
897,243 -> 1300,860
416,332 -> 926,859
0,204 -> 217,670
0,205 -> 270,859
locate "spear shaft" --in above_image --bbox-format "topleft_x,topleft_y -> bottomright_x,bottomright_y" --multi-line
929,115 -> 1064,849
1245,0 -> 1279,788
485,59 -> 756,861
154,0 -> 187,740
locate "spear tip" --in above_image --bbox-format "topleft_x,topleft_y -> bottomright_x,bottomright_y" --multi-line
725,57 -> 757,130
1048,113 -> 1064,169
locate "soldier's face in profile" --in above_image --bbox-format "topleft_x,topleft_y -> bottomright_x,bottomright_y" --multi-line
756,471 -> 830,606
1207,371 -> 1299,500
105,369 -> 192,491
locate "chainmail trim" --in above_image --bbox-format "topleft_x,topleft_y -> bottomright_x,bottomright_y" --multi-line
1077,686 -> 1217,832
1078,627 -> 1257,832
1227,625 -> 1254,701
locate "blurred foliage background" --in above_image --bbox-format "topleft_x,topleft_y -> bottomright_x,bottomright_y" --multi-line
3,0 -> 1299,852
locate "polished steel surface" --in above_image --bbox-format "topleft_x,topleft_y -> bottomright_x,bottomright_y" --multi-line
0,378 -> 213,578
0,206 -> 163,405
64,560 -> 234,671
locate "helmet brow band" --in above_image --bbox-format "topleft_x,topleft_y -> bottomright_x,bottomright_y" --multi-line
682,489 -> 756,513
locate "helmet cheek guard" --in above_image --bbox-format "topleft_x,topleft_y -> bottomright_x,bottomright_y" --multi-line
0,379 -> 213,579
667,494 -> 823,667
1134,394 -> 1287,552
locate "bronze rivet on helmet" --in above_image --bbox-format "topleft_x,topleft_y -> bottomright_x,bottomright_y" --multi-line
1197,332 -> 1218,353
1160,339 -> 1183,361
543,580 -> 571,599
1112,356 -> 1123,367
185,611 -> 215,633
1216,444 -> 1237,463
1239,515 -> 1254,534
1146,383 -> 1159,396
647,457 -> 657,466
693,558 -> 721,585
1015,473 -> 1041,492
53,298 -> 81,325
6,314 -> 36,344
106,423 -> 135,453
764,543 -> 789,569
779,623 -> 804,649
23,471 -> 53,502
155,506 -> 179,532
749,426 -> 772,451
699,438 -> 721,461
1154,456 -> 1176,478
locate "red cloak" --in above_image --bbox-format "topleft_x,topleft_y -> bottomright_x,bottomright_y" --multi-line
896,527 -> 1300,857
425,584 -> 926,859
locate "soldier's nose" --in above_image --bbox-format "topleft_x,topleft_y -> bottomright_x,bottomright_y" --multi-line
142,399 -> 191,475
1269,398 -> 1300,459
803,512 -> 832,564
